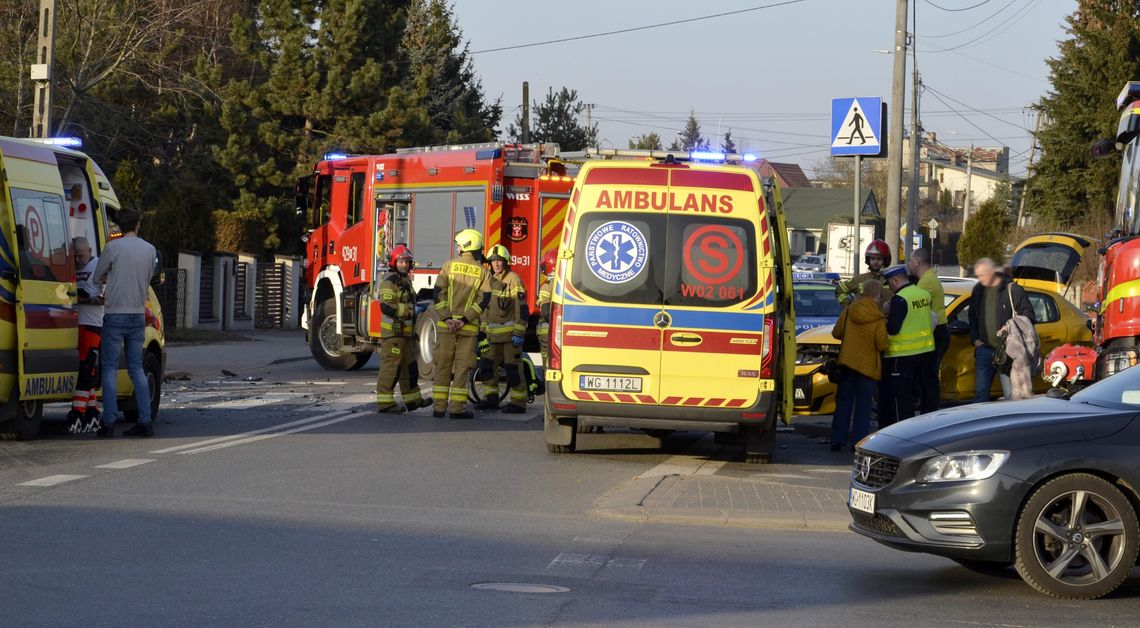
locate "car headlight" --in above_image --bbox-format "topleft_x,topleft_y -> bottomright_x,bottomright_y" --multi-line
917,451 -> 1009,483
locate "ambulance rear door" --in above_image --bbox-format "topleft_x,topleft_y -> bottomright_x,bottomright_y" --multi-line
559,165 -> 667,404
657,167 -> 768,411
763,178 -> 797,425
0,140 -> 79,401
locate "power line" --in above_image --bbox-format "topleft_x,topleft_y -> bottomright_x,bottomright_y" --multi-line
923,0 -> 1022,38
923,0 -> 993,11
924,85 -> 1029,131
926,0 -> 1043,52
924,87 -> 1008,148
470,0 -> 809,54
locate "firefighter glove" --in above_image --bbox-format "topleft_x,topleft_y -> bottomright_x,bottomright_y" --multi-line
512,335 -> 524,348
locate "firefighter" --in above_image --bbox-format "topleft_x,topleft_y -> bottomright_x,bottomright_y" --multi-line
837,239 -> 893,309
375,245 -> 427,413
536,250 -> 557,365
432,229 -> 492,419
478,244 -> 529,413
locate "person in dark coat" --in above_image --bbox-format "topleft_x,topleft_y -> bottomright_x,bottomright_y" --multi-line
968,257 -> 1034,402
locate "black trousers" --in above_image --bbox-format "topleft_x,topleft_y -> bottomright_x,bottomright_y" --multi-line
879,353 -> 937,426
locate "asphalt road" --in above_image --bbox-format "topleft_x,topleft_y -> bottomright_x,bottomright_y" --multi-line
3,342 -> 1140,626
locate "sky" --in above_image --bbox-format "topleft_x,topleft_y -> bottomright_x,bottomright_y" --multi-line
452,0 -> 1076,178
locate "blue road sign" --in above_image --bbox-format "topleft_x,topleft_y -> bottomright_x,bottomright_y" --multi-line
831,97 -> 883,156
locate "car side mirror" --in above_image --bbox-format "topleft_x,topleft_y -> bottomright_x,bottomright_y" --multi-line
1091,138 -> 1117,160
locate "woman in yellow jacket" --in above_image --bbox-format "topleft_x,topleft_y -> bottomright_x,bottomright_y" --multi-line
829,278 -> 889,452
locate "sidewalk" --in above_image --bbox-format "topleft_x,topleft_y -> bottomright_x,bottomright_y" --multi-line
594,415 -> 855,532
164,329 -> 311,380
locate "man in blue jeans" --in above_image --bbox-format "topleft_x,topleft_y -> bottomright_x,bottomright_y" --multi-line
968,258 -> 1033,403
93,208 -> 157,437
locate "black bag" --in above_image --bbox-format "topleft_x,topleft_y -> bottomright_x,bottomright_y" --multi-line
824,359 -> 848,384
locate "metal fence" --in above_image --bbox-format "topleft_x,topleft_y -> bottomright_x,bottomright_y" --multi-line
255,262 -> 287,328
155,267 -> 185,330
234,261 -> 250,321
199,256 -> 215,322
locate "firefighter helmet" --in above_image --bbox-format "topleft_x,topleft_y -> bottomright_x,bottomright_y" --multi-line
865,239 -> 891,265
454,228 -> 484,252
389,244 -> 414,272
541,250 -> 557,275
487,244 -> 510,264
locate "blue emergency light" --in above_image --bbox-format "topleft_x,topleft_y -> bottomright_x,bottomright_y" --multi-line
742,153 -> 758,162
32,137 -> 82,148
690,150 -> 726,162
324,152 -> 349,161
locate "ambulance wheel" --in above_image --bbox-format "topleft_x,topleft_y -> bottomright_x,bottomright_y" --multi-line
0,399 -> 43,441
124,350 -> 162,422
415,308 -> 439,379
310,299 -> 364,371
544,410 -> 576,453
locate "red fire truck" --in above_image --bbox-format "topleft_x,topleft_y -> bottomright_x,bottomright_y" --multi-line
1046,81 -> 1140,389
296,142 -> 575,374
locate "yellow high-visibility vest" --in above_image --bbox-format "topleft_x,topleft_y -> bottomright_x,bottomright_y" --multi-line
885,284 -> 935,358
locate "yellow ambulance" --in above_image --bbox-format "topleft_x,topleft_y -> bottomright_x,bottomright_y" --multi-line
543,150 -> 795,462
0,136 -> 165,439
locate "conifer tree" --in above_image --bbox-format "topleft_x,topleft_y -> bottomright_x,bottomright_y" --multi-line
958,183 -> 1013,265
628,132 -> 662,150
508,87 -> 597,150
669,111 -> 709,152
721,130 -> 737,154
1029,0 -> 1140,225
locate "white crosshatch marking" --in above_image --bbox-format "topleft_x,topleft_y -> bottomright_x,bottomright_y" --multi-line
19,475 -> 88,487
95,459 -> 156,470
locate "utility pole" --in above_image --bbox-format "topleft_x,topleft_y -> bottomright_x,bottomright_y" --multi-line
905,1 -> 920,260
962,144 -> 975,229
885,0 -> 909,264
31,0 -> 57,138
521,81 -> 530,144
1017,108 -> 1043,227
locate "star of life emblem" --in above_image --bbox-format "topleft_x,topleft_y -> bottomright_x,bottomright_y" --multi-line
585,221 -> 648,284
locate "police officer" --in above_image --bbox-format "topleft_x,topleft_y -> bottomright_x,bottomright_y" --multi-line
375,245 -> 427,413
535,250 -> 557,365
478,244 -> 529,413
432,229 -> 492,419
879,264 -> 937,426
837,239 -> 893,309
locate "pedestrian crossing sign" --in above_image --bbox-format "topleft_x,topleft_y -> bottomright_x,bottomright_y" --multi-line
831,97 -> 885,157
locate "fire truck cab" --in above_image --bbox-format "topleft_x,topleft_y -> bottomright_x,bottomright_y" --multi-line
297,143 -> 574,375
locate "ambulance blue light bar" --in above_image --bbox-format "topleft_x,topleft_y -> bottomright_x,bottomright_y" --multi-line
742,153 -> 758,162
690,150 -> 726,162
792,271 -> 841,282
31,137 -> 82,148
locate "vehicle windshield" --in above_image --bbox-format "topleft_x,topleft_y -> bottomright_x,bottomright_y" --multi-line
1071,365 -> 1140,408
794,285 -> 842,317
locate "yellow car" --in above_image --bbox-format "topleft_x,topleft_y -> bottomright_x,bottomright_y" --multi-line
794,269 -> 1092,414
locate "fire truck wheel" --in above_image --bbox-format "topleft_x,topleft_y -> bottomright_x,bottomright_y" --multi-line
0,398 -> 43,441
124,350 -> 163,422
309,299 -> 364,371
415,308 -> 440,379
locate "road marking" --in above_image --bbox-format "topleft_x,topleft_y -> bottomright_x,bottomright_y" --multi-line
179,411 -> 360,455
203,393 -> 310,410
149,409 -> 360,454
808,468 -> 853,475
693,460 -> 727,476
19,474 -> 88,487
95,459 -> 155,470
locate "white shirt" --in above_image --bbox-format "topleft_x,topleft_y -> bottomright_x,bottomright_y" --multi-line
77,256 -> 104,327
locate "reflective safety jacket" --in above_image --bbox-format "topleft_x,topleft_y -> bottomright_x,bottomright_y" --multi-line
483,269 -> 528,343
434,251 -> 491,336
378,272 -> 415,339
885,283 -> 935,358
837,269 -> 892,309
536,278 -> 553,342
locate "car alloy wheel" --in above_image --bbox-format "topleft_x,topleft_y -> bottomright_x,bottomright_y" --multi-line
1014,473 -> 1139,599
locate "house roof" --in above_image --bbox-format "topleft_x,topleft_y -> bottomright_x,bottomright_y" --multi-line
926,160 -> 1023,183
757,160 -> 812,188
781,188 -> 879,231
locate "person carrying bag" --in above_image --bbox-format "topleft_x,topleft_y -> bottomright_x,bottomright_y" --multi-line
829,278 -> 889,452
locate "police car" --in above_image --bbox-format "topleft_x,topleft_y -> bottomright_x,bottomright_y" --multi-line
792,272 -> 842,334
